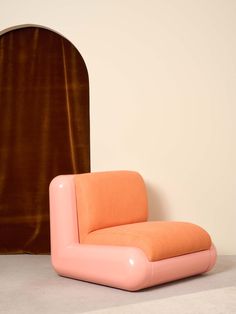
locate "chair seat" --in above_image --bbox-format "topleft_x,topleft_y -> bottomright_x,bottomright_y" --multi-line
83,221 -> 212,262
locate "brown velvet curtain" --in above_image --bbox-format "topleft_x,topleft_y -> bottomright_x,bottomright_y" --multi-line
0,27 -> 90,253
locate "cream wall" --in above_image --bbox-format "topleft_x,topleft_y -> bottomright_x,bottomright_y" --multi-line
1,0 -> 235,254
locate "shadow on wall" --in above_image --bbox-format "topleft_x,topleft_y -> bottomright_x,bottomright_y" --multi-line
146,183 -> 170,221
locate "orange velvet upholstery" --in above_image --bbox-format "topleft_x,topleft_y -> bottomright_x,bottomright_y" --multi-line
75,171 -> 148,242
75,171 -> 212,263
83,221 -> 212,262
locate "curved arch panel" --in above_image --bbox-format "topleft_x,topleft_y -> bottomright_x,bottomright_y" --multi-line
0,26 -> 90,253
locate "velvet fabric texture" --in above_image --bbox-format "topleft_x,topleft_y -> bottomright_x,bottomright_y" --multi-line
74,171 -> 211,261
75,171 -> 148,242
0,27 -> 90,253
83,221 -> 212,262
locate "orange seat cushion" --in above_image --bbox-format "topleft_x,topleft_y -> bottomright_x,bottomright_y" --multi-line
82,221 -> 212,262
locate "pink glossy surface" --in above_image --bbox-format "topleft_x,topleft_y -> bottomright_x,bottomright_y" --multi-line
49,174 -> 217,291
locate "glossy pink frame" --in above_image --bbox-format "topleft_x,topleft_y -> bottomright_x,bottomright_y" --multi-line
49,175 -> 217,291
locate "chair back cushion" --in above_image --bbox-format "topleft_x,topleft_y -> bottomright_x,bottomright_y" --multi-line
75,171 -> 148,242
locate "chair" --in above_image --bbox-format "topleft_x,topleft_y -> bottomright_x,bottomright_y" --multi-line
49,171 -> 216,291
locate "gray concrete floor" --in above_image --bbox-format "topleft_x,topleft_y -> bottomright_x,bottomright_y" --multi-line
0,255 -> 235,313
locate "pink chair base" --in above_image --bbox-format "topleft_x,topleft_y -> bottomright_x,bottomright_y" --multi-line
50,175 -> 217,291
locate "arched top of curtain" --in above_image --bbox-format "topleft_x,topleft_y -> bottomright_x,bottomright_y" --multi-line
0,26 -> 90,253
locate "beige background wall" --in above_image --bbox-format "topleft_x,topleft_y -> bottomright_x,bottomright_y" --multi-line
1,0 -> 235,254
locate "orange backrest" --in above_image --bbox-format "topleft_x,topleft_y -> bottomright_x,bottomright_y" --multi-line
75,171 -> 148,242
